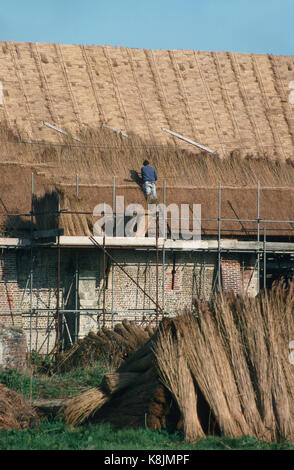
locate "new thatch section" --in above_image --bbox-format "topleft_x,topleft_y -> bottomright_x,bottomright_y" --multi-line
1,42 -> 294,160
63,281 -> 294,443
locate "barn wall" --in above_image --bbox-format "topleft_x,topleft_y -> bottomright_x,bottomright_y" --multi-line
0,246 -> 258,352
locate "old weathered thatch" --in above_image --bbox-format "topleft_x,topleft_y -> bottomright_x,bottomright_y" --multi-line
63,281 -> 294,443
2,132 -> 294,238
1,119 -> 294,239
0,383 -> 40,430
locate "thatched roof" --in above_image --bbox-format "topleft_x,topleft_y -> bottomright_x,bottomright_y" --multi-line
0,41 -> 294,159
1,41 -> 294,239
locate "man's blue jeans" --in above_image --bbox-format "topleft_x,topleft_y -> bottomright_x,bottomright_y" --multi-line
144,181 -> 157,199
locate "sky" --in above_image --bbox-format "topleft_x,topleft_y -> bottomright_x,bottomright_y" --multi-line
0,0 -> 293,55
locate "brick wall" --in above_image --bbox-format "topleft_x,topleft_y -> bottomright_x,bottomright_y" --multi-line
95,250 -> 217,325
221,258 -> 242,294
0,251 -> 22,327
221,256 -> 259,296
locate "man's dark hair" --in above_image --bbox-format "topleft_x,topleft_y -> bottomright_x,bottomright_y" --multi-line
143,160 -> 149,166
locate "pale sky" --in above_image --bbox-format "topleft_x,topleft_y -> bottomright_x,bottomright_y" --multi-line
0,0 -> 293,55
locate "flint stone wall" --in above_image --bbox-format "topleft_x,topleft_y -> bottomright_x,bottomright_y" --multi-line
0,323 -> 27,370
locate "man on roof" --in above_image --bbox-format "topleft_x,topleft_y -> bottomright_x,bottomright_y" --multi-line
141,160 -> 158,203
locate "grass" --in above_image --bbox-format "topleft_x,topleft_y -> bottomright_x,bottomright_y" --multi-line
0,363 -> 107,400
0,419 -> 293,450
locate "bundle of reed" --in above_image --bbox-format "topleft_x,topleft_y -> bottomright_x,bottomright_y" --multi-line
63,387 -> 109,427
153,319 -> 205,442
101,372 -> 140,395
178,308 -> 251,438
223,293 -> 278,440
212,296 -> 269,440
63,363 -> 173,431
118,352 -> 154,373
268,283 -> 294,441
227,283 -> 294,442
62,332 -> 174,430
89,369 -> 172,431
57,320 -> 153,372
101,327 -> 131,349
121,319 -> 151,347
113,323 -> 145,351
117,340 -> 154,373
64,376 -> 134,427
62,327 -> 158,427
0,384 -> 40,430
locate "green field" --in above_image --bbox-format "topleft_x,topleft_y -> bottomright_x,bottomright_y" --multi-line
0,420 -> 293,450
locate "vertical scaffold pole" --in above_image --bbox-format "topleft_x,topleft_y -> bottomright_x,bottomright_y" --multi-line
218,182 -> 222,291
102,201 -> 106,328
263,223 -> 267,290
111,263 -> 114,329
56,193 -> 61,353
156,210 -> 159,326
203,258 -> 206,301
148,251 -> 151,314
112,177 -> 115,326
29,173 -> 34,353
112,176 -> 116,215
242,259 -> 245,293
75,252 -> 79,343
103,233 -> 106,328
257,181 -> 260,294
162,180 -> 166,313
76,175 -> 79,198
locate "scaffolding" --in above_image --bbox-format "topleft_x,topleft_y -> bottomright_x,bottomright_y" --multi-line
1,177 -> 294,354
